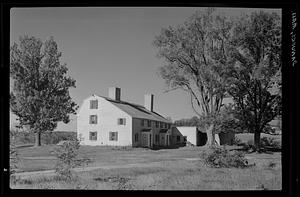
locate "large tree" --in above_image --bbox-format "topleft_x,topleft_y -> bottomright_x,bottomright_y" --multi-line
153,8 -> 234,146
10,36 -> 78,147
226,11 -> 282,151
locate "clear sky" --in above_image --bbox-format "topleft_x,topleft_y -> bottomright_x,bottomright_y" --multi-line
10,7 -> 281,131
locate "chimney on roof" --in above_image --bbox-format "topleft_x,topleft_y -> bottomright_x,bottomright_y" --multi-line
144,94 -> 154,112
109,87 -> 121,101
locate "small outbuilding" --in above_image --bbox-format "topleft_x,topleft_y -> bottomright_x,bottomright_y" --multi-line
175,126 -> 235,146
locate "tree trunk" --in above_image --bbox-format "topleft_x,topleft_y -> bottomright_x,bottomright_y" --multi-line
254,131 -> 261,152
205,124 -> 214,147
34,132 -> 41,147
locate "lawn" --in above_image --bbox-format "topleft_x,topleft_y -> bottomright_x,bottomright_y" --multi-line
12,138 -> 282,190
16,133 -> 281,172
12,154 -> 281,190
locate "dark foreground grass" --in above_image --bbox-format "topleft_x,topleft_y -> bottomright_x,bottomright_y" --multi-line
11,159 -> 281,190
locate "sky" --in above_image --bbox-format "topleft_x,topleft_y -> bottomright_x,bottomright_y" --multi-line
10,7 -> 281,131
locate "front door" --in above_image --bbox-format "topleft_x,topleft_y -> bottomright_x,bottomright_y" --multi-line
141,133 -> 149,147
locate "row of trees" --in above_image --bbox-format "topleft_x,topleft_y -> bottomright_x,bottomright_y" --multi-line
153,8 -> 281,151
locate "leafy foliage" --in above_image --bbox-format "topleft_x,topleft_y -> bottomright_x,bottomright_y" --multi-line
10,35 -> 78,146
201,146 -> 250,168
226,11 -> 282,149
153,8 -> 234,146
260,137 -> 281,150
10,130 -> 76,145
232,136 -> 242,146
54,137 -> 91,180
174,116 -> 200,127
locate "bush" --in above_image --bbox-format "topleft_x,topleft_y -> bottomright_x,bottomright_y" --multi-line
54,137 -> 91,180
201,146 -> 250,168
232,137 -> 242,145
42,132 -> 76,145
262,125 -> 276,134
12,130 -> 77,145
260,137 -> 281,150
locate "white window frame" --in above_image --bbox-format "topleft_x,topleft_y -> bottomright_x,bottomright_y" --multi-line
90,100 -> 98,109
89,131 -> 97,141
109,131 -> 118,141
89,115 -> 97,124
118,118 -> 126,125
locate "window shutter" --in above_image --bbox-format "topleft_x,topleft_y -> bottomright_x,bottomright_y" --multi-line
95,100 -> 98,109
89,116 -> 92,124
90,100 -> 93,109
95,115 -> 97,124
115,132 -> 118,141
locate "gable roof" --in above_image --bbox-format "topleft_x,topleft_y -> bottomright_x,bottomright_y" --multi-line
94,94 -> 171,123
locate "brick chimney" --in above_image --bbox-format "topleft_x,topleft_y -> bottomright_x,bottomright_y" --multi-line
144,94 -> 154,112
109,87 -> 121,101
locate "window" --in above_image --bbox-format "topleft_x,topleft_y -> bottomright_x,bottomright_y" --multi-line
118,118 -> 126,125
135,133 -> 139,142
160,122 -> 163,128
164,123 -> 167,128
89,132 -> 97,141
168,124 -> 171,129
89,115 -> 97,124
141,119 -> 144,126
155,121 -> 159,128
109,132 -> 118,141
90,100 -> 98,109
155,134 -> 159,143
147,120 -> 151,127
177,136 -> 181,142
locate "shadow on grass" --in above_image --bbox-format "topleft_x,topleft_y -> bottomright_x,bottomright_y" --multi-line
16,144 -> 35,149
231,143 -> 281,154
151,144 -> 186,151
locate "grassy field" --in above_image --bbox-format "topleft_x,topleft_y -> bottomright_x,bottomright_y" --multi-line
11,133 -> 282,190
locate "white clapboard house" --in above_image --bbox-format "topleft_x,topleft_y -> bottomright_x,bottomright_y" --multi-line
77,87 -> 177,148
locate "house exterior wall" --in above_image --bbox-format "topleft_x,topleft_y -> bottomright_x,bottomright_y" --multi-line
174,127 -> 197,145
77,95 -> 132,146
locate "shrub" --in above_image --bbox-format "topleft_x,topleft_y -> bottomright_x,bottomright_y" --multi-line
12,131 -> 77,145
262,125 -> 276,135
232,137 -> 242,145
54,137 -> 91,180
260,137 -> 281,150
201,146 -> 250,168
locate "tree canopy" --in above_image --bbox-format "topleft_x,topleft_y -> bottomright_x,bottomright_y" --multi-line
10,35 -> 78,146
153,8 -> 234,146
226,11 -> 282,149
